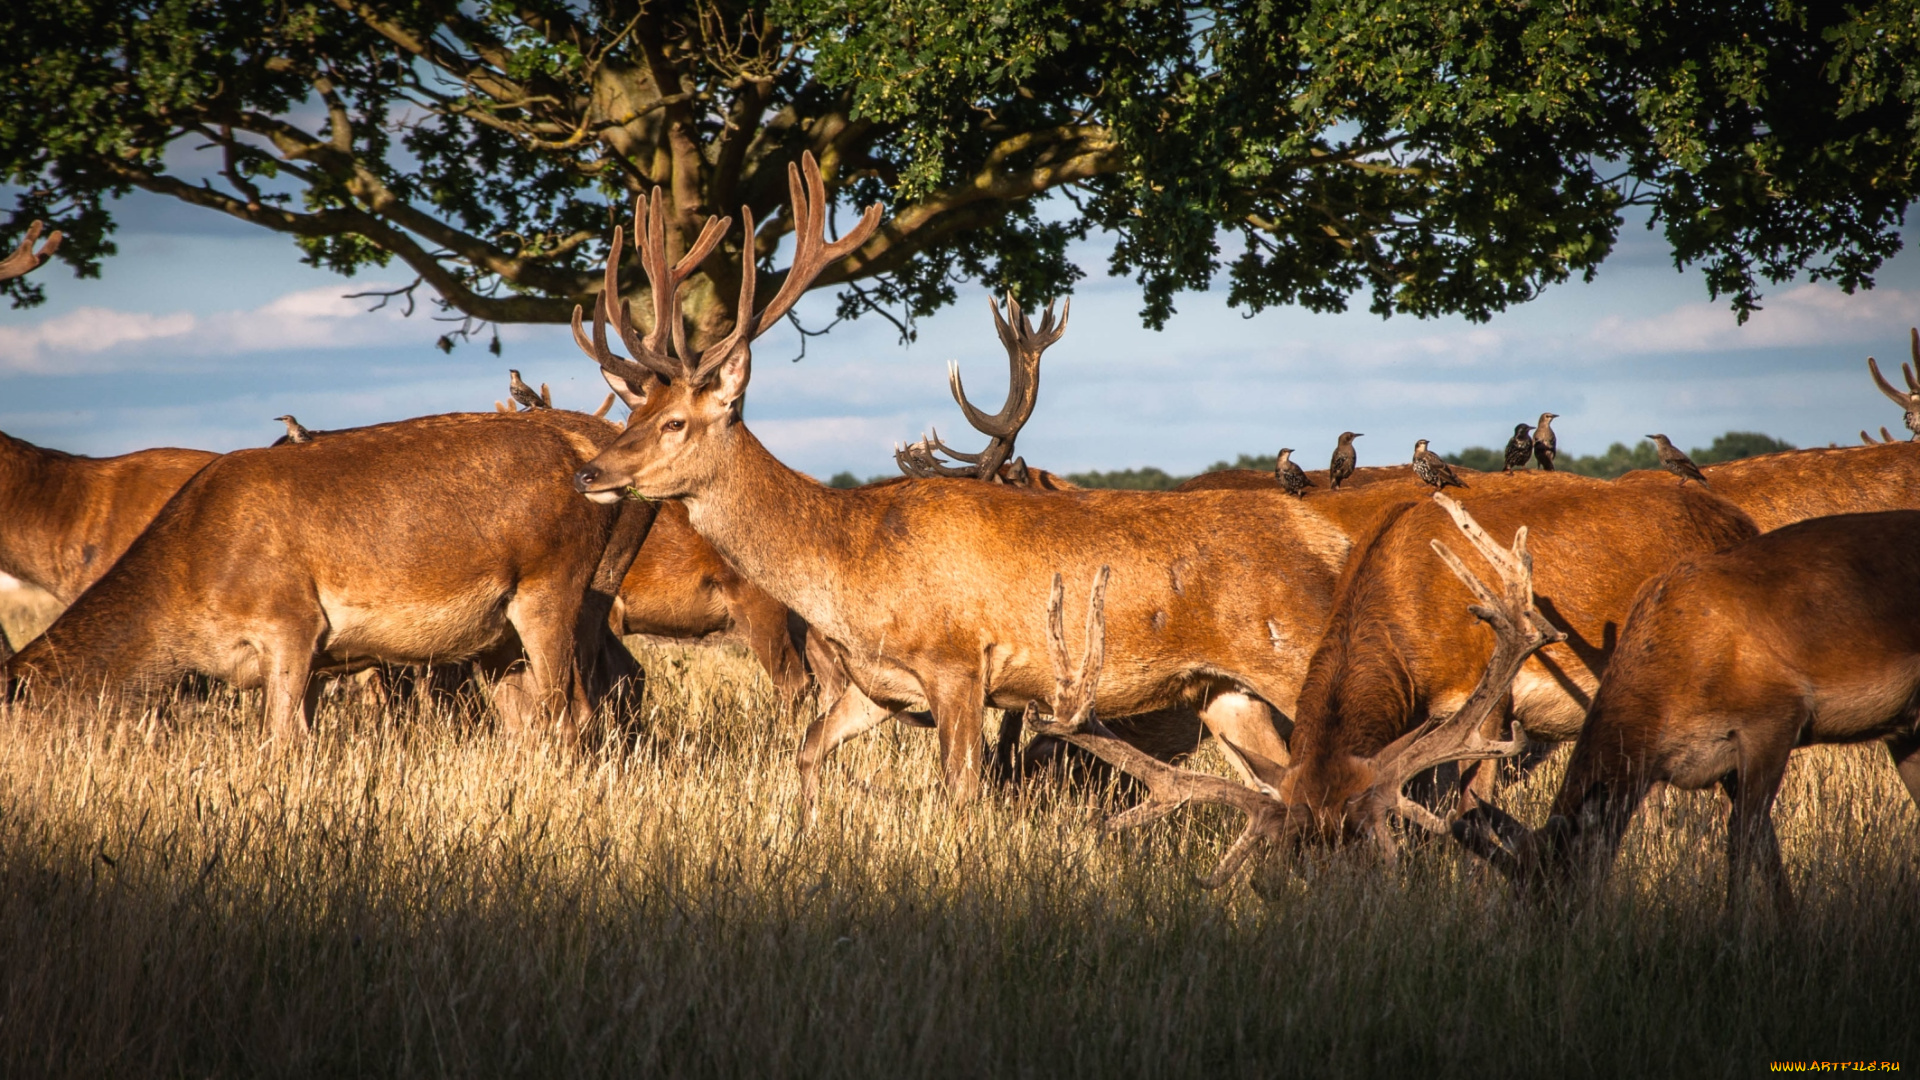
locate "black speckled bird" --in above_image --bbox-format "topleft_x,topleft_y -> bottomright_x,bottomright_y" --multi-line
1503,423 -> 1534,472
1329,432 -> 1361,490
508,369 -> 551,410
1274,448 -> 1313,497
1647,434 -> 1708,485
1533,412 -> 1559,470
1412,439 -> 1466,491
273,415 -> 311,445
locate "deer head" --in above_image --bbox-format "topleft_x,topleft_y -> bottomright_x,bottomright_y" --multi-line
895,293 -> 1069,485
570,154 -> 882,503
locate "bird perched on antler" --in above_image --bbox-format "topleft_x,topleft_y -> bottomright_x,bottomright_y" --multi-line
508,369 -> 551,410
1648,434 -> 1708,485
1328,431 -> 1361,490
1412,439 -> 1466,491
1274,448 -> 1312,497
1502,423 -> 1534,472
1532,412 -> 1559,470
1866,329 -> 1920,441
273,415 -> 312,445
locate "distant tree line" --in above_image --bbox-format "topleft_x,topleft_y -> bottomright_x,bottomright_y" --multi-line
821,433 -> 1795,490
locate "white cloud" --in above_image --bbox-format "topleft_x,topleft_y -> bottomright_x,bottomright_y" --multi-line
1589,283 -> 1917,355
0,285 -> 418,373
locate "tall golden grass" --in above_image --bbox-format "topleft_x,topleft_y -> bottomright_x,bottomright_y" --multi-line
1,641 -> 1915,1077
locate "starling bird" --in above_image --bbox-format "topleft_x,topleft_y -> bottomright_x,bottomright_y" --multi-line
1329,432 -> 1361,490
1533,412 -> 1559,471
1412,439 -> 1466,491
508,369 -> 551,410
1647,434 -> 1708,485
1274,448 -> 1313,497
1502,423 -> 1534,472
274,415 -> 312,445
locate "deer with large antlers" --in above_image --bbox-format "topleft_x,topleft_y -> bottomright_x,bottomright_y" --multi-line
1453,510 -> 1920,915
568,153 -> 1360,810
1023,494 -> 1568,883
894,295 -> 1066,486
6,409 -> 654,742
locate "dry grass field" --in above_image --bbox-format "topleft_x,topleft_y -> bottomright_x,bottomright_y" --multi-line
1,640 -> 1915,1077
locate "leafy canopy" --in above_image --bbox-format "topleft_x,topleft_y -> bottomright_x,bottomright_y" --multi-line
3,0 -> 1915,345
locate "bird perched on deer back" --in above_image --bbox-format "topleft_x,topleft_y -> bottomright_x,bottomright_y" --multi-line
273,415 -> 312,446
1412,439 -> 1466,491
1533,412 -> 1559,470
1274,448 -> 1313,497
1329,432 -> 1361,490
1647,434 -> 1708,485
1502,423 -> 1534,472
508,369 -> 551,410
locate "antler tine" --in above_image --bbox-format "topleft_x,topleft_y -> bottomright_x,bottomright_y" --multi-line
1361,496 -> 1566,840
0,220 -> 62,281
747,152 -> 884,338
1910,327 -> 1919,389
1867,356 -> 1915,409
895,435 -> 983,478
1020,566 -> 1295,888
572,294 -> 663,392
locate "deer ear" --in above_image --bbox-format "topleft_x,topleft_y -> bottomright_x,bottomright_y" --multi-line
602,368 -> 653,409
709,347 -> 751,413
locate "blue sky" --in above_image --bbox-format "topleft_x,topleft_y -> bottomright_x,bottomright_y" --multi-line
2,187 -> 1916,479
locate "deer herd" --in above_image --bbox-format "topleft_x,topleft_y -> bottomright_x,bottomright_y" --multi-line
4,157 -> 1919,916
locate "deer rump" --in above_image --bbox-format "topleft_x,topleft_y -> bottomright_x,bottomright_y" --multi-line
1275,475 -> 1760,830
5,411 -> 649,740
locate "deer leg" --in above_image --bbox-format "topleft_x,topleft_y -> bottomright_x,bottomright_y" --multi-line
259,624 -> 323,746
725,582 -> 809,703
1721,728 -> 1795,919
1887,729 -> 1920,809
796,682 -> 896,823
988,708 -> 1025,785
506,584 -> 585,745
1197,691 -> 1291,791
926,672 -> 989,802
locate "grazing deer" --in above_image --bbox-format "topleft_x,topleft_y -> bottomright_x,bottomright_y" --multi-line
6,409 -> 654,743
1271,476 -> 1756,842
1453,510 -> 1920,915
1021,495 -> 1563,884
567,154 -> 1358,810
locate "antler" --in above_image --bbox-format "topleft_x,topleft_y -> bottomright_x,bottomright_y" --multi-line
1867,333 -> 1920,442
0,220 -> 61,282
1021,567 -> 1296,888
898,292 -> 1069,484
1357,494 -> 1566,838
685,152 -> 884,390
1862,426 -> 1897,445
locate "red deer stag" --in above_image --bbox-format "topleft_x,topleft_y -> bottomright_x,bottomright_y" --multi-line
6,408 -> 655,743
1453,510 -> 1920,915
1022,494 -> 1565,883
568,154 -> 1357,812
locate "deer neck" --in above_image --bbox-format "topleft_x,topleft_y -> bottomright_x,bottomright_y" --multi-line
678,426 -> 859,627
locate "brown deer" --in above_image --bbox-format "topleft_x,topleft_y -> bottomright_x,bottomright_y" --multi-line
1021,494 -> 1563,883
1452,510 -> 1920,914
567,154 -> 1361,810
5,408 -> 655,743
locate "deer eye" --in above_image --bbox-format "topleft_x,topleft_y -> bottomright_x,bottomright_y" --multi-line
662,419 -> 685,433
